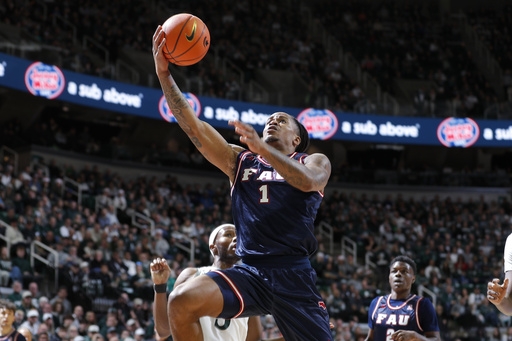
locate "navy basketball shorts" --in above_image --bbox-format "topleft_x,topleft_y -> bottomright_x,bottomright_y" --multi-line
205,257 -> 332,341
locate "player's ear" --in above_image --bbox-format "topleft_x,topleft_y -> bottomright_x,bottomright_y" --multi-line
292,135 -> 301,149
210,245 -> 216,255
412,275 -> 416,283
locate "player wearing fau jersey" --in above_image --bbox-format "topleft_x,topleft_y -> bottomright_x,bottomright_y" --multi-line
153,25 -> 332,341
365,256 -> 440,341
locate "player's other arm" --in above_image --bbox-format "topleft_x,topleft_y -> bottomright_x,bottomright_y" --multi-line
489,234 -> 512,315
488,273 -> 512,315
152,26 -> 239,179
150,258 -> 197,339
364,329 -> 373,341
230,120 -> 331,192
262,151 -> 331,192
391,330 -> 440,340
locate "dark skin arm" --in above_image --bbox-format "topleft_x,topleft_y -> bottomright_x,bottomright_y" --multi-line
153,26 -> 241,182
488,274 -> 512,315
150,258 -> 198,339
365,329 -> 441,341
229,120 -> 331,192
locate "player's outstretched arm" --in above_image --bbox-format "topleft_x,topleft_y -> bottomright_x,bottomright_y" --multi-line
488,274 -> 512,315
152,26 -> 240,180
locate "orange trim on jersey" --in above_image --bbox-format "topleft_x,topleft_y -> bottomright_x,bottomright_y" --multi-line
211,270 -> 245,319
371,296 -> 385,320
231,151 -> 251,196
415,297 -> 424,332
386,294 -> 416,310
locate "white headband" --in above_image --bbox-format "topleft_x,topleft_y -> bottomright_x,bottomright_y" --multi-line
209,224 -> 235,256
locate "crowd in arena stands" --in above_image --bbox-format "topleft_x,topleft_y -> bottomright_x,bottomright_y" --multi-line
3,113 -> 512,189
309,0 -> 506,117
0,0 -> 368,112
1,155 -> 512,340
467,6 -> 512,104
3,1 -> 511,117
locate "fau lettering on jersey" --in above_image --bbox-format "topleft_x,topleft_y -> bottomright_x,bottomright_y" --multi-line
368,295 -> 439,341
231,150 -> 324,260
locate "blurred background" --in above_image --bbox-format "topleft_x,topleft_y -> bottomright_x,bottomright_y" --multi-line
1,0 -> 512,340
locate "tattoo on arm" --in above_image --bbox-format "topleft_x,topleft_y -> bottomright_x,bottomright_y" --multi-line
162,82 -> 193,133
191,136 -> 202,148
283,155 -> 330,190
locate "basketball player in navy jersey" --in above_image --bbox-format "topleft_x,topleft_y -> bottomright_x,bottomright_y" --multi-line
365,256 -> 440,341
153,25 -> 332,341
0,299 -> 27,341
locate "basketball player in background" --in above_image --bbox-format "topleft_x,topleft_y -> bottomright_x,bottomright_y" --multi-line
0,299 -> 27,341
151,224 -> 288,341
487,233 -> 512,314
152,25 -> 332,341
365,256 -> 440,341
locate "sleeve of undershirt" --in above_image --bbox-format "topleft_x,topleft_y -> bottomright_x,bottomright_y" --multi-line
504,234 -> 512,273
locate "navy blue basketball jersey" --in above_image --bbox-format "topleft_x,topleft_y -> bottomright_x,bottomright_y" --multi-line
368,294 -> 439,340
231,150 -> 323,260
0,330 -> 27,341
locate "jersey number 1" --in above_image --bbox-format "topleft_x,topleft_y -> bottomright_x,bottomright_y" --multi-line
259,184 -> 269,203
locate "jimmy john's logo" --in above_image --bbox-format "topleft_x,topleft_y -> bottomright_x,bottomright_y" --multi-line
297,108 -> 338,140
159,92 -> 201,123
24,62 -> 65,99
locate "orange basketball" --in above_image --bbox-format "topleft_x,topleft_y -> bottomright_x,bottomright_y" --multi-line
161,13 -> 210,66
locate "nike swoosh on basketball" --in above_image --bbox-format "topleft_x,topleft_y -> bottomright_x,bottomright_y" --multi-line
186,22 -> 197,41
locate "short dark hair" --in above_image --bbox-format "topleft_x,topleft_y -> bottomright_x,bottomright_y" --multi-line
389,255 -> 417,275
291,117 -> 310,153
0,298 -> 16,313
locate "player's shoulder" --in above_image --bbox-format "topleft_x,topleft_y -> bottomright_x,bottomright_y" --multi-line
416,296 -> 435,309
302,152 -> 331,165
175,267 -> 199,286
370,295 -> 386,306
14,331 -> 27,341
230,144 -> 247,154
507,233 -> 512,243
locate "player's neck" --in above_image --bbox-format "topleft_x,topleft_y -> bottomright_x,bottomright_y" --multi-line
265,140 -> 295,156
390,290 -> 411,300
0,325 -> 13,337
213,259 -> 237,270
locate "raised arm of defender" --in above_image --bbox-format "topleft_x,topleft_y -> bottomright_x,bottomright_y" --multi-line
153,26 -> 241,181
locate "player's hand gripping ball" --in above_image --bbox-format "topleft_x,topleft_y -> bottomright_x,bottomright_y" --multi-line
161,13 -> 210,66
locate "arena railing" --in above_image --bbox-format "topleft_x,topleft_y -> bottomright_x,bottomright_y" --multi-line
30,240 -> 59,293
418,284 -> 437,308
130,211 -> 155,237
0,145 -> 18,175
63,177 -> 83,207
0,219 -> 10,252
365,252 -> 377,271
341,236 -> 357,266
317,221 -> 334,255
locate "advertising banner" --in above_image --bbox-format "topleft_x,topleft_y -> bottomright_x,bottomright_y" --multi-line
1,52 -> 512,147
